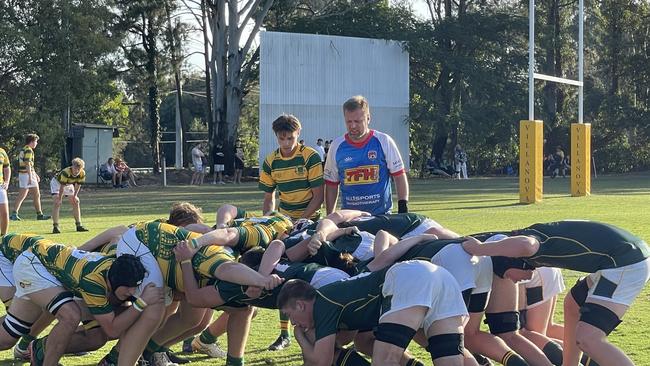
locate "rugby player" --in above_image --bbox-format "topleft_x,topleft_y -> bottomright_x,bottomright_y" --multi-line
0,146 -> 10,235
10,134 -> 50,221
50,157 -> 89,234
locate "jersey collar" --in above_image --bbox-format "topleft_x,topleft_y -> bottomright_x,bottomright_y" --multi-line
344,130 -> 375,148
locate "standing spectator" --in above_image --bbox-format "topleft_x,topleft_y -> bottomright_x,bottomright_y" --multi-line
0,147 -> 10,235
550,146 -> 567,178
323,140 -> 331,166
259,114 -> 324,220
212,143 -> 226,185
10,134 -> 50,221
324,95 -> 409,215
454,144 -> 468,179
190,143 -> 206,185
50,158 -> 89,233
234,139 -> 245,184
113,158 -> 138,187
314,138 -> 326,163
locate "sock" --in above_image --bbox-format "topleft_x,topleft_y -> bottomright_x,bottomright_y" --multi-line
146,339 -> 164,353
106,346 -> 119,363
75,221 -> 82,227
17,334 -> 35,350
405,358 -> 425,366
581,354 -> 600,366
280,311 -> 291,337
199,329 -> 218,344
53,223 -> 59,227
502,351 -> 529,366
226,354 -> 244,366
541,341 -> 563,366
335,348 -> 371,365
36,211 -> 43,216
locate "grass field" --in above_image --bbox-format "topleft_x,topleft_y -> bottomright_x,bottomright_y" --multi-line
1,173 -> 649,365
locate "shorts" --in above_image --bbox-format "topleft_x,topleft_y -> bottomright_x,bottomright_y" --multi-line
117,227 -> 172,305
0,187 -> 7,205
214,164 -> 225,172
430,244 -> 477,292
234,158 -> 244,170
525,267 -> 565,309
0,253 -> 15,287
13,251 -> 61,298
380,260 -> 468,331
193,162 -> 204,172
401,218 -> 443,239
472,256 -> 494,294
310,267 -> 349,288
50,178 -> 75,197
585,258 -> 650,306
18,173 -> 37,189
351,232 -> 376,261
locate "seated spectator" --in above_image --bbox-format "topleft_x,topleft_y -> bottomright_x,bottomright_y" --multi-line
427,157 -> 452,178
114,158 -> 138,188
99,157 -> 115,182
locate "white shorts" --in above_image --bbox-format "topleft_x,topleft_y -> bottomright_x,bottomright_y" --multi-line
586,258 -> 650,306
193,161 -> 204,172
525,267 -> 565,308
117,227 -> 172,304
0,187 -> 7,205
380,260 -> 468,331
310,267 -> 349,289
430,244 -> 476,291
18,173 -> 37,189
50,178 -> 75,197
13,251 -> 62,298
214,164 -> 225,172
472,256 -> 494,294
0,253 -> 15,287
401,219 -> 443,239
351,232 -> 376,261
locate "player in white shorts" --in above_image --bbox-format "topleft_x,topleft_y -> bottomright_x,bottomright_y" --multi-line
0,147 -> 10,235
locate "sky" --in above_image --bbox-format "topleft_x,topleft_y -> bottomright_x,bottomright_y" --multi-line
180,0 -> 431,73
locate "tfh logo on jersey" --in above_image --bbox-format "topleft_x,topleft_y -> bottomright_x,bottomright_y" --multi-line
344,165 -> 379,185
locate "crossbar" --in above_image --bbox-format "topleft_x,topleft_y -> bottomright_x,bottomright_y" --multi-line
533,73 -> 583,87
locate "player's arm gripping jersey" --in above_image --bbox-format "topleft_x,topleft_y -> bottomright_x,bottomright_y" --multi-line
259,146 -> 324,220
0,233 -> 51,263
56,167 -> 86,185
30,242 -> 115,315
323,131 -> 405,215
0,148 -> 9,184
18,146 -> 34,174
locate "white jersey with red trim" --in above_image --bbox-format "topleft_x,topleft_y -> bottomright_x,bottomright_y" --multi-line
324,130 -> 405,215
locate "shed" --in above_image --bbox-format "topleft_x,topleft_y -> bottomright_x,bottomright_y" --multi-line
66,123 -> 117,183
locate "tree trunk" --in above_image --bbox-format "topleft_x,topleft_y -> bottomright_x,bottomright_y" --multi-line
202,0 -> 215,167
145,11 -> 161,174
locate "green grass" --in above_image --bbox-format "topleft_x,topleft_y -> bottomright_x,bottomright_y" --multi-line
1,173 -> 650,365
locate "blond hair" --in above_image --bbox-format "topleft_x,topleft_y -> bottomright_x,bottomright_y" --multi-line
343,95 -> 370,114
168,202 -> 204,226
71,157 -> 85,169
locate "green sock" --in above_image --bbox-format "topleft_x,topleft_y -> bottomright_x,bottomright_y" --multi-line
107,346 -> 119,363
199,329 -> 218,344
542,341 -> 563,366
226,354 -> 244,366
279,311 -> 291,337
17,334 -> 35,350
146,339 -> 164,353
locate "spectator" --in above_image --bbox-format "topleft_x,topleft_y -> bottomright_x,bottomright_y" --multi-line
50,157 -> 89,234
0,146 -> 10,235
550,146 -> 567,178
234,139 -> 245,184
212,143 -> 226,185
99,157 -> 116,183
454,144 -> 468,179
190,143 -> 206,186
113,158 -> 137,188
323,140 -> 331,165
324,95 -> 409,215
314,138 -> 326,163
426,157 -> 451,178
11,134 -> 50,221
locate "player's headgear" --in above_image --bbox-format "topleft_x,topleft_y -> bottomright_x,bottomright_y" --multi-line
109,254 -> 146,289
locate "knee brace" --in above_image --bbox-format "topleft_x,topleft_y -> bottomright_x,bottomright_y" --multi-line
82,319 -> 101,331
501,351 -> 529,366
426,333 -> 464,360
570,277 -> 589,307
46,291 -> 75,315
484,311 -> 520,335
405,358 -> 425,366
541,341 -> 563,366
2,312 -> 33,339
335,347 -> 370,366
468,292 -> 489,313
581,354 -> 601,366
579,302 -> 621,335
373,322 -> 416,349
526,286 -> 544,307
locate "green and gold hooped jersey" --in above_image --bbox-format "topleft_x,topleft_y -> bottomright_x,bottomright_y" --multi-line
17,145 -> 34,173
0,233 -> 53,263
133,221 -> 235,292
56,166 -> 86,185
313,267 -> 389,341
516,221 -> 650,272
30,242 -> 114,315
259,145 -> 324,220
0,148 -> 9,184
231,212 -> 293,241
339,213 -> 425,238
